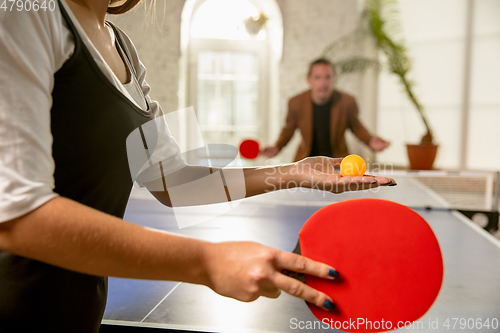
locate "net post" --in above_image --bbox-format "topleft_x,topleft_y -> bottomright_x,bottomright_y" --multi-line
493,171 -> 500,212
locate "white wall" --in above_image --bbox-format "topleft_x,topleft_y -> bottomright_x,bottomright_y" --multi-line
376,0 -> 500,171
467,0 -> 500,170
377,0 -> 467,169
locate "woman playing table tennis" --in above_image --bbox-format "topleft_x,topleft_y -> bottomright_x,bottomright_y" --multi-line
0,0 -> 396,331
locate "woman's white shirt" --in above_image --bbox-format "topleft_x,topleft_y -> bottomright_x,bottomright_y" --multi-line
0,0 -> 183,223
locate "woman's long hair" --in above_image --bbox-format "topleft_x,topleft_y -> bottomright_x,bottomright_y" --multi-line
107,0 -> 142,15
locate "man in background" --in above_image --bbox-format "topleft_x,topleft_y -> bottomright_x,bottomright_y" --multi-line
263,59 -> 389,161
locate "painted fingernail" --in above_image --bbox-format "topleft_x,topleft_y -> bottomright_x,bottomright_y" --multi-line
328,269 -> 339,278
370,181 -> 378,184
323,300 -> 336,311
388,182 -> 398,186
381,181 -> 392,185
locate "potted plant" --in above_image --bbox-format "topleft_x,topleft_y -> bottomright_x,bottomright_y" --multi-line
321,0 -> 438,170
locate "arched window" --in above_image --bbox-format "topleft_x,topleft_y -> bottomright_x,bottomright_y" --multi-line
186,0 -> 269,149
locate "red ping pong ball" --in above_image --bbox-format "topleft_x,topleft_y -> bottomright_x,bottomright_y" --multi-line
239,139 -> 260,159
340,154 -> 366,177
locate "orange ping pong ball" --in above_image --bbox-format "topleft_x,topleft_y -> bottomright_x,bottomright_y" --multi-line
340,154 -> 366,177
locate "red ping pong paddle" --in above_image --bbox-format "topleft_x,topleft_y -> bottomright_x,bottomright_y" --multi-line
299,198 -> 443,332
239,139 -> 260,159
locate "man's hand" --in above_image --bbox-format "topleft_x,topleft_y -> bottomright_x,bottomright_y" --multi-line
262,146 -> 280,157
369,135 -> 390,152
203,241 -> 337,311
289,156 -> 396,193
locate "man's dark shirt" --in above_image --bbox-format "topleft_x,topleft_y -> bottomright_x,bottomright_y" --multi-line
309,97 -> 334,157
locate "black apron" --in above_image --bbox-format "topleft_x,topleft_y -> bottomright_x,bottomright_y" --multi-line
0,2 -> 153,332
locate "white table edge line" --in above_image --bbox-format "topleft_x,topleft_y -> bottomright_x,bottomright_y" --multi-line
452,210 -> 500,250
140,281 -> 182,322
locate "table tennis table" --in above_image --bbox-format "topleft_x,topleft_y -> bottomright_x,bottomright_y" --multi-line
100,175 -> 500,333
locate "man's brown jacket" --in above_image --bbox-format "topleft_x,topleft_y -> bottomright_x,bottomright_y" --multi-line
275,89 -> 372,161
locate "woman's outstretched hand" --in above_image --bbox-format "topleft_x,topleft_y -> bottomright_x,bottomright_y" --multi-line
290,156 -> 396,193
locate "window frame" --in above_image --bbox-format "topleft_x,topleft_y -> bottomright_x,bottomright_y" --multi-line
188,37 -> 270,145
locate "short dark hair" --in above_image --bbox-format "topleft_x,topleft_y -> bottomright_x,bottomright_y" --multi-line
307,58 -> 336,77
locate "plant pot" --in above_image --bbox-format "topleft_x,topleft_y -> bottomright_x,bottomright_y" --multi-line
406,143 -> 438,170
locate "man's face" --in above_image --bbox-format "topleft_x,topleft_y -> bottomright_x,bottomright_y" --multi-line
307,64 -> 336,100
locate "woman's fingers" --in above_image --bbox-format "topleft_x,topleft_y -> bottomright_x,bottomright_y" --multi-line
305,157 -> 398,188
326,157 -> 343,169
272,273 -> 335,311
327,175 -> 397,193
275,250 -> 336,279
324,175 -> 374,193
272,251 -> 337,310
337,175 -> 375,184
